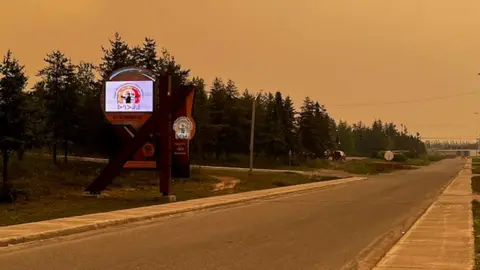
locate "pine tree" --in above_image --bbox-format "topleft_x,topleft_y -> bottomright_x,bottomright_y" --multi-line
352,121 -> 369,156
98,32 -> 135,80
157,48 -> 190,88
234,89 -> 255,155
253,92 -> 269,156
328,117 -> 338,148
312,102 -> 332,157
282,96 -> 297,154
36,50 -> 80,165
263,91 -> 288,159
208,78 -> 228,159
337,120 -> 355,155
0,50 -> 28,190
75,62 -> 105,154
370,119 -> 388,151
383,122 -> 398,150
298,97 -> 317,157
223,79 -> 242,157
191,77 -> 211,159
263,92 -> 276,157
135,37 -> 158,71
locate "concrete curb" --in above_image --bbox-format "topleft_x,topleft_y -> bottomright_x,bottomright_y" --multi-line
0,176 -> 367,247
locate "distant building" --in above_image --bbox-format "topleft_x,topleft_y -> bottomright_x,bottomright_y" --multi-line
427,149 -> 477,157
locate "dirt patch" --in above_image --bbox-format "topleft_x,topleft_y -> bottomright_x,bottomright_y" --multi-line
212,176 -> 241,191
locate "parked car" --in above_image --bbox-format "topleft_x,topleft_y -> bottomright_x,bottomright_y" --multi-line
326,150 -> 346,161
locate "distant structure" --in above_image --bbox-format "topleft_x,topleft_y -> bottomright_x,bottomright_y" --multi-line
427,149 -> 477,157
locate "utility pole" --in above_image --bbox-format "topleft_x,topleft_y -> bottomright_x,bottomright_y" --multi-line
249,95 -> 257,175
475,112 -> 479,157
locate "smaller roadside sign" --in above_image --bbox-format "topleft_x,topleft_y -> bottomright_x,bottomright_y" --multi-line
384,151 -> 394,161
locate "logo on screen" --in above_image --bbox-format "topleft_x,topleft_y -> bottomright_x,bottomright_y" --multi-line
173,117 -> 194,140
115,84 -> 143,110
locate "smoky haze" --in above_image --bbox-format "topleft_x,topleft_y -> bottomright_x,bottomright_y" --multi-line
1,0 -> 480,140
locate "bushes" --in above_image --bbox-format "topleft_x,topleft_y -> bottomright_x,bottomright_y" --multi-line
472,176 -> 480,193
404,150 -> 419,159
371,151 -> 408,162
392,153 -> 408,162
372,151 -> 386,160
427,154 -> 446,162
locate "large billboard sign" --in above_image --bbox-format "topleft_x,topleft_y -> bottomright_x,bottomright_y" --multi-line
100,67 -> 157,169
88,68 -> 196,196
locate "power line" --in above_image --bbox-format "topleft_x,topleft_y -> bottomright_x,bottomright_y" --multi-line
330,91 -> 476,108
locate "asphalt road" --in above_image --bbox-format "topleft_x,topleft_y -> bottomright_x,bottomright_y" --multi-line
0,158 -> 464,270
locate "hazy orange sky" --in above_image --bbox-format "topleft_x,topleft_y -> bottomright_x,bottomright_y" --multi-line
2,0 -> 480,141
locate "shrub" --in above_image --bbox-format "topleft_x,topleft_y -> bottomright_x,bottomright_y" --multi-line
371,151 -> 385,159
392,153 -> 408,162
472,176 -> 480,193
404,150 -> 419,159
427,155 -> 445,162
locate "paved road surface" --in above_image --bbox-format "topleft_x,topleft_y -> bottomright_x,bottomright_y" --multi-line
0,158 -> 464,270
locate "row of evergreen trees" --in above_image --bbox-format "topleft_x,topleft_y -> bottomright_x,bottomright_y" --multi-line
0,33 -> 426,170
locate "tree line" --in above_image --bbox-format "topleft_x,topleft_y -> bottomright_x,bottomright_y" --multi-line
0,32 -> 427,178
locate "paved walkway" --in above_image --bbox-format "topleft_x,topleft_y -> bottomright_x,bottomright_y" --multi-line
374,159 -> 474,269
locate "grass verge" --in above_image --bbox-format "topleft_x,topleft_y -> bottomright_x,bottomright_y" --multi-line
173,152 -> 441,173
330,159 -> 414,175
28,151 -> 419,175
0,155 -> 339,226
473,176 -> 480,194
472,200 -> 480,269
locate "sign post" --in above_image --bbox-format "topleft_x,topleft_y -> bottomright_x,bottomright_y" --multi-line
384,150 -> 395,170
85,68 -> 196,196
157,75 -> 172,196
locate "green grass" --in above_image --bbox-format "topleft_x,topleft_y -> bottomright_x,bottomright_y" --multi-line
472,176 -> 480,194
31,150 -> 440,173
472,200 -> 480,269
406,159 -> 430,166
330,159 -> 414,175
0,155 -> 339,226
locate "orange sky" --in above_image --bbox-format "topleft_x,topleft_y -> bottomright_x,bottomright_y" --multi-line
2,0 -> 480,141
